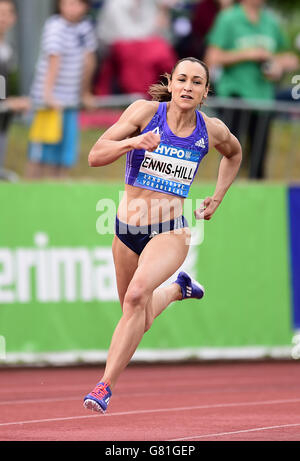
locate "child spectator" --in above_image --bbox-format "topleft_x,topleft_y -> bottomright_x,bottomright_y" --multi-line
26,0 -> 97,179
0,0 -> 30,181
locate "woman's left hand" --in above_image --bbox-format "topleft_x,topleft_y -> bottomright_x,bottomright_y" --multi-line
194,197 -> 221,221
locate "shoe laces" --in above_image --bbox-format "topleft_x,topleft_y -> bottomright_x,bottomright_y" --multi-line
91,382 -> 110,399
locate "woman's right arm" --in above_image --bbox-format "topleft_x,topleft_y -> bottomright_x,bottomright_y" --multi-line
88,100 -> 160,167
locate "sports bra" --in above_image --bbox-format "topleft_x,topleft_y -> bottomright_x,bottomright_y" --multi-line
125,102 -> 209,198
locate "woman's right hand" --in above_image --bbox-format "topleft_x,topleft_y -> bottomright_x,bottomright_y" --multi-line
131,131 -> 161,152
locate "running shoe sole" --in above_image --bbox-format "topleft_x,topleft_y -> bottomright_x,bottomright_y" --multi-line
189,276 -> 205,298
83,398 -> 106,414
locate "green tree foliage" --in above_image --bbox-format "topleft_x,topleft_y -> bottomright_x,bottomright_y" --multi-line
268,0 -> 300,13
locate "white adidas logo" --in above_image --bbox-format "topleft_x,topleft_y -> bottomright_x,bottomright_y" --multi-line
186,286 -> 192,297
195,138 -> 205,148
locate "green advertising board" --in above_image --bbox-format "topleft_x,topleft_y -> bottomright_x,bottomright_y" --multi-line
0,182 -> 293,364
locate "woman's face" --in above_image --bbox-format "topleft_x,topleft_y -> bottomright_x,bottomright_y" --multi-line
59,0 -> 88,23
168,60 -> 209,110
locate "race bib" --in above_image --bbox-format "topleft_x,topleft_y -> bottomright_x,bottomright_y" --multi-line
133,143 -> 202,197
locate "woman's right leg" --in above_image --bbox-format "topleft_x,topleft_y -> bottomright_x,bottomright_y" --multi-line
98,236 -> 139,383
101,229 -> 190,389
83,231 -> 189,413
112,235 -> 139,308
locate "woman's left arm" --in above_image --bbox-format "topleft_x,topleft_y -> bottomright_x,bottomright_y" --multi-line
195,118 -> 242,220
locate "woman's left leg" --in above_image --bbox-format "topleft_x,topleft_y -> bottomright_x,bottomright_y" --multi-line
143,283 -> 182,332
138,228 -> 191,331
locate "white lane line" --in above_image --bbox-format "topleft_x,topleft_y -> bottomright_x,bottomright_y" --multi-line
0,397 -> 300,427
169,423 -> 300,441
1,395 -> 300,408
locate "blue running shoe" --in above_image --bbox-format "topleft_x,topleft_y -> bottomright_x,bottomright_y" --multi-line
83,381 -> 112,413
174,271 -> 205,300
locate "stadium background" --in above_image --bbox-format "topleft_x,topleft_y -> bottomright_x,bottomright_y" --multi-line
0,0 -> 300,364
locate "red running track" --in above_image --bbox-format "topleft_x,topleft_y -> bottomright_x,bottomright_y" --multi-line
0,361 -> 300,441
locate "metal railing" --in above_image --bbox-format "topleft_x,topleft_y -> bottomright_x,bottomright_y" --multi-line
1,94 -> 300,182
202,96 -> 300,181
0,94 -> 144,182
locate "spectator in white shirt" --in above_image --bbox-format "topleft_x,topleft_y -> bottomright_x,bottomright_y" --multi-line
26,0 -> 98,179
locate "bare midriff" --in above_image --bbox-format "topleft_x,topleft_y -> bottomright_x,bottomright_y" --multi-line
117,184 -> 185,226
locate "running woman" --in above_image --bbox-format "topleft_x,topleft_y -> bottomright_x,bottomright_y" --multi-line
83,57 -> 242,413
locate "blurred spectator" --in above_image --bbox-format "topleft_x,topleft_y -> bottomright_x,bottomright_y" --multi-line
276,31 -> 300,102
25,0 -> 98,180
168,0 -> 195,59
205,0 -> 299,179
0,0 -> 30,181
94,0 -> 177,96
89,0 -> 105,21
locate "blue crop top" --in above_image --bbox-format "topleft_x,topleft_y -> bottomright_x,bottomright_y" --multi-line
125,102 -> 209,198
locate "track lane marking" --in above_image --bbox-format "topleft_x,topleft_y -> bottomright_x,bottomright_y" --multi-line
0,396 -> 77,405
169,423 -> 300,440
1,395 -> 300,407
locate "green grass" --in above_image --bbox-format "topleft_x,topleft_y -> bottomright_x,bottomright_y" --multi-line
4,122 -> 126,182
3,118 -> 300,182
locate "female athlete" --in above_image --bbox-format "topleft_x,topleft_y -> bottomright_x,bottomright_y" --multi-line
83,57 -> 242,413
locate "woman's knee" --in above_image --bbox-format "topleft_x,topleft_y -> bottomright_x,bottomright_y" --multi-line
123,281 -> 150,311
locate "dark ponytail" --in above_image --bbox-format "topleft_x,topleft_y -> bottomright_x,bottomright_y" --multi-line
148,73 -> 172,102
